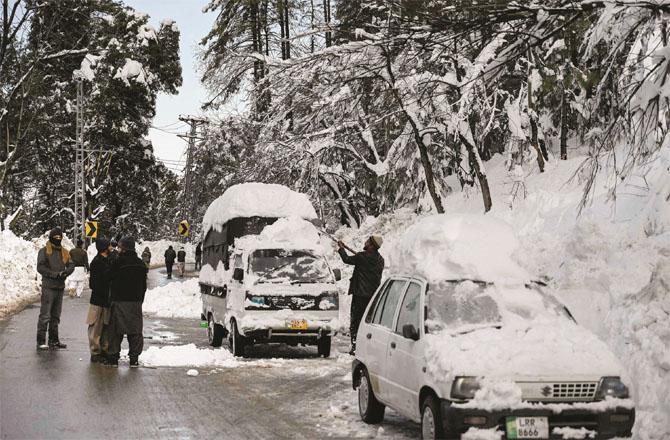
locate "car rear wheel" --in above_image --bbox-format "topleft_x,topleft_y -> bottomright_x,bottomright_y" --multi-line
207,315 -> 224,347
421,395 -> 445,440
317,336 -> 331,358
228,320 -> 247,357
358,369 -> 385,423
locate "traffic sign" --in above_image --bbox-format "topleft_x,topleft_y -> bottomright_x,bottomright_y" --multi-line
179,220 -> 189,237
85,221 -> 98,238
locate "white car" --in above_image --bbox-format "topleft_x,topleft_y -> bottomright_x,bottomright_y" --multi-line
352,275 -> 635,439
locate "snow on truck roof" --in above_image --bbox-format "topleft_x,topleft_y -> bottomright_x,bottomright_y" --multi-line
201,183 -> 318,234
388,214 -> 531,284
235,217 -> 324,253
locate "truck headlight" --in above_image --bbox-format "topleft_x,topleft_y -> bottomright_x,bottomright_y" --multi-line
319,292 -> 339,310
597,377 -> 630,399
451,377 -> 481,400
245,293 -> 267,309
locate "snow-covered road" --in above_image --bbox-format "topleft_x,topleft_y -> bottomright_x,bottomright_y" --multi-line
0,269 -> 418,439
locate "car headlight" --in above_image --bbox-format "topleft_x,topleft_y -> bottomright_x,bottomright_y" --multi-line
597,377 -> 630,399
319,292 -> 339,310
451,377 -> 481,400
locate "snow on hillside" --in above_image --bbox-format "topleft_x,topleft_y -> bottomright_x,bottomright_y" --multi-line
328,151 -> 670,440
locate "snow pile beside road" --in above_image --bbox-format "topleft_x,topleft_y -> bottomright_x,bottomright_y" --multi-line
202,183 -> 317,234
142,343 -> 238,367
143,278 -> 201,318
388,214 -> 530,283
0,230 -> 41,317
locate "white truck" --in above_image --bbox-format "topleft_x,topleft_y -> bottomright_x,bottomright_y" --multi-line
199,183 -> 341,357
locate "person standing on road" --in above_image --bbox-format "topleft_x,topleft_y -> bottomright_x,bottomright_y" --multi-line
164,245 -> 176,279
141,246 -> 151,268
337,236 -> 385,355
68,238 -> 89,298
195,242 -> 202,271
177,246 -> 186,277
87,238 -> 112,363
105,236 -> 148,368
109,238 -> 119,260
35,227 -> 75,350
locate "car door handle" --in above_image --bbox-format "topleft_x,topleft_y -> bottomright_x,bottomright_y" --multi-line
390,342 -> 396,349
366,333 -> 372,339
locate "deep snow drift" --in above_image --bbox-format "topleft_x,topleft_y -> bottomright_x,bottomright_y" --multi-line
143,278 -> 201,318
0,230 -> 40,317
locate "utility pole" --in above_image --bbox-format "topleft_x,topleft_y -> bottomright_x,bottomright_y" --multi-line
74,77 -> 86,244
177,115 -> 207,240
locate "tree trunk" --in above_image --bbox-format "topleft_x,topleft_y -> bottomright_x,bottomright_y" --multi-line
560,91 -> 568,160
324,0 -> 331,47
319,175 -> 359,227
459,133 -> 493,212
530,118 -> 545,172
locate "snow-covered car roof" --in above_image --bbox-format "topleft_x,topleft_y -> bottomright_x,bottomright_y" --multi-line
387,214 -> 531,284
234,217 -> 325,254
201,183 -> 318,234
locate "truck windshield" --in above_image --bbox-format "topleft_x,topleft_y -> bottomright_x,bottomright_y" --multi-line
251,249 -> 332,283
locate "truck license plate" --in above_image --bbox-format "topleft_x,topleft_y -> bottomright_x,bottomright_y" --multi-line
506,416 -> 549,439
288,319 -> 308,330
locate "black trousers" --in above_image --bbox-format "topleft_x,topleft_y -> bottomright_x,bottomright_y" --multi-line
107,332 -> 143,360
165,262 -> 173,276
36,287 -> 64,344
350,296 -> 371,348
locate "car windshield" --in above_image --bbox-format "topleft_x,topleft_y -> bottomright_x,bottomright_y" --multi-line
426,280 -> 573,333
250,249 -> 332,284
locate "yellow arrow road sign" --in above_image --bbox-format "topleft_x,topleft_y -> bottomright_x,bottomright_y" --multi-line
85,221 -> 98,238
179,220 -> 189,237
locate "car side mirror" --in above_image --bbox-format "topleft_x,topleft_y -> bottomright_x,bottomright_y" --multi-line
402,324 -> 420,341
333,268 -> 342,281
232,268 -> 244,282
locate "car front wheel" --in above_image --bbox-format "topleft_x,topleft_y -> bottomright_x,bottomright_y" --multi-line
358,369 -> 385,423
317,336 -> 331,358
207,315 -> 224,347
421,395 -> 445,440
228,320 -> 247,357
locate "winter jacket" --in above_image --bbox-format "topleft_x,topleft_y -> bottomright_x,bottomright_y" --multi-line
141,249 -> 151,266
195,244 -> 202,257
89,254 -> 112,307
338,248 -> 385,299
177,250 -> 186,263
70,247 -> 89,271
37,242 -> 75,290
110,251 -> 148,303
164,248 -> 176,264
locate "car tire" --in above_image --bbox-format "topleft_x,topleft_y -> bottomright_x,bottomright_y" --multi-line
421,395 -> 446,440
207,314 -> 224,347
358,369 -> 385,424
317,336 -> 331,358
229,320 -> 246,357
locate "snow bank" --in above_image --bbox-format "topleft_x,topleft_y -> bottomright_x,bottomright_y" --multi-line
143,278 -> 201,318
388,214 -> 530,283
142,344 -> 239,367
201,183 -> 317,234
0,230 -> 40,317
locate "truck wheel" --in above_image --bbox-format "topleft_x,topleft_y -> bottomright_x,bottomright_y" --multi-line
317,336 -> 331,358
421,395 -> 445,440
207,315 -> 224,347
358,368 -> 385,423
229,320 -> 246,357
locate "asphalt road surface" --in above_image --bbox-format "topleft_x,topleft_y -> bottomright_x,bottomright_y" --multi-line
0,268 -> 419,439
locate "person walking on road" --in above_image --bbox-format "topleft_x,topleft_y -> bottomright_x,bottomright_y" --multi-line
68,238 -> 89,298
195,242 -> 202,271
87,238 -> 112,363
105,236 -> 148,368
177,247 -> 186,277
164,245 -> 176,279
141,246 -> 151,268
337,236 -> 385,355
35,227 -> 75,350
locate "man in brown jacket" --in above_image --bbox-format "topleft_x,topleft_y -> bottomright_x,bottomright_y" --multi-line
36,228 -> 75,350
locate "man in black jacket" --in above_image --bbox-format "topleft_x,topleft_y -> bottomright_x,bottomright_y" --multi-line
176,247 -> 186,277
36,227 -> 75,350
337,235 -> 385,355
164,245 -> 176,279
87,238 -> 112,363
105,236 -> 148,368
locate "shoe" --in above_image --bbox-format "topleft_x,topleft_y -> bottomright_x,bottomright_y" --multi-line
49,341 -> 67,349
103,357 -> 118,368
37,343 -> 49,351
129,358 -> 139,368
90,355 -> 104,363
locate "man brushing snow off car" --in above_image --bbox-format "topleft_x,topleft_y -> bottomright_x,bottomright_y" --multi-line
352,214 -> 635,439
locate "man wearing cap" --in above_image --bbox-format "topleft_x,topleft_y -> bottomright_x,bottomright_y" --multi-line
337,235 -> 385,355
68,238 -> 89,298
35,227 -> 75,350
87,238 -> 112,362
105,236 -> 148,367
